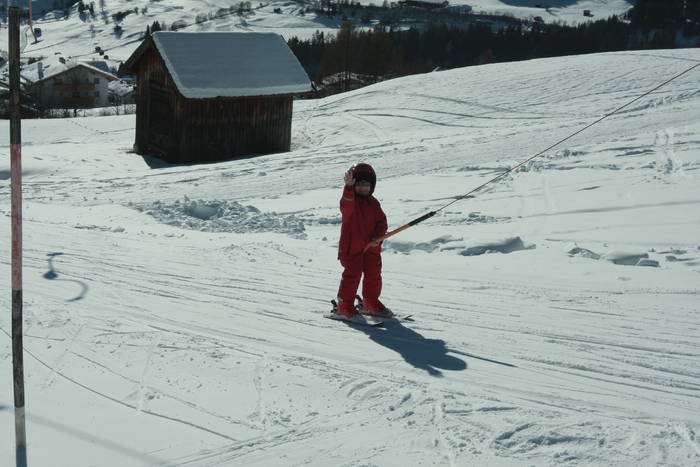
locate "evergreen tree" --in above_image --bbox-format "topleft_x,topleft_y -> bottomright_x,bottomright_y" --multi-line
287,1 -> 699,97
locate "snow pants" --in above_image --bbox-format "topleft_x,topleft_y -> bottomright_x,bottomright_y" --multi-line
337,251 -> 382,309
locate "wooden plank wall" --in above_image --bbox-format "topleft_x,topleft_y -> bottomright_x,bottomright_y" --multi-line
174,95 -> 293,163
134,46 -> 176,156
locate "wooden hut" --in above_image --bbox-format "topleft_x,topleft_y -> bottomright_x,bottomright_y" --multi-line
120,32 -> 312,163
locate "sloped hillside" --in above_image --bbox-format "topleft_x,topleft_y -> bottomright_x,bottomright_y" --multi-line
0,47 -> 699,466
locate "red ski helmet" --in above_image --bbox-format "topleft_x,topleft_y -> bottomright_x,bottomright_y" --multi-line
352,163 -> 376,194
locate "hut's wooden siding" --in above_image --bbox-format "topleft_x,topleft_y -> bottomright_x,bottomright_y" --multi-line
132,40 -> 296,164
134,46 -> 177,157
174,95 -> 293,163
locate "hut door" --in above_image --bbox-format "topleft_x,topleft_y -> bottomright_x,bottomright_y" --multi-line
148,84 -> 174,153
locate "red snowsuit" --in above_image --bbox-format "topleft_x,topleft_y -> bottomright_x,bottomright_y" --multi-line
336,184 -> 388,310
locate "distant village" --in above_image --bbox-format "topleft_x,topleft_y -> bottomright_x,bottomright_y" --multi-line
1,0 -> 697,118
0,53 -> 135,118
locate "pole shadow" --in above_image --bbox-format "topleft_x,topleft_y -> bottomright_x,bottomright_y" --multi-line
352,320 -> 467,377
43,252 -> 89,302
0,404 -> 174,466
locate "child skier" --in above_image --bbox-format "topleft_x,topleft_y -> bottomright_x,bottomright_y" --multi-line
334,163 -> 390,319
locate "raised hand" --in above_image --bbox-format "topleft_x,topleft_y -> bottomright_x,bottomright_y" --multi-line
344,169 -> 355,186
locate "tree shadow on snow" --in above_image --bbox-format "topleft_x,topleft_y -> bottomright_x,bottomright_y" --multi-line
355,321 -> 467,377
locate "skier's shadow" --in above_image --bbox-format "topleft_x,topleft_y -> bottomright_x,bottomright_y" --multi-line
356,321 -> 467,377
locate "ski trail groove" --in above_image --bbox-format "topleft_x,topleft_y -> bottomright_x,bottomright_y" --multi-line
137,333 -> 159,412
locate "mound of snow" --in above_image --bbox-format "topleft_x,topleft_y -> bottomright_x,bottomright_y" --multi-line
384,235 -> 461,254
568,246 -> 664,267
602,251 -> 650,266
384,235 -> 535,256
567,246 -> 601,260
458,236 -> 535,256
134,197 -> 306,238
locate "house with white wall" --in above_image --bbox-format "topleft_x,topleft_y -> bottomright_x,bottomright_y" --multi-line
23,58 -> 117,110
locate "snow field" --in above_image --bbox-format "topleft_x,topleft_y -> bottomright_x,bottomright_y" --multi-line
0,48 -> 699,466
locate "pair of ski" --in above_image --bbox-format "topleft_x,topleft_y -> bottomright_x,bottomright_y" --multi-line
325,296 -> 413,326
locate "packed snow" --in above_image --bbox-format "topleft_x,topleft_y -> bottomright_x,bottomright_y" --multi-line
1,48 -> 700,466
134,197 -> 308,237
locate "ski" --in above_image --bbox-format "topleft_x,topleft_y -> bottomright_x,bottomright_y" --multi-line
361,311 -> 414,322
355,295 -> 415,322
326,300 -> 384,326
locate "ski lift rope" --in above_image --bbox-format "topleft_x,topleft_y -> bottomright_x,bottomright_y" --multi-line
368,60 -> 700,249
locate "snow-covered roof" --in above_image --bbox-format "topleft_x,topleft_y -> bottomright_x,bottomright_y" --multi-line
83,60 -> 112,74
147,32 -> 312,98
21,57 -> 116,84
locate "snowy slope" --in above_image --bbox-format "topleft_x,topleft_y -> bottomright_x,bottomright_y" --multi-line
1,48 -> 700,466
0,0 -> 634,69
455,0 -> 634,24
0,0 -> 342,70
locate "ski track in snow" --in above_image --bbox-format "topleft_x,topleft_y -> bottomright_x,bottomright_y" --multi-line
0,49 -> 700,466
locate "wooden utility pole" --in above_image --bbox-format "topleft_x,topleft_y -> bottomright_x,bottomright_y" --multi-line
9,6 -> 28,467
28,0 -> 38,43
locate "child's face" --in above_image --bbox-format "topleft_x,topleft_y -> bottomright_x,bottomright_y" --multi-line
355,181 -> 371,196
